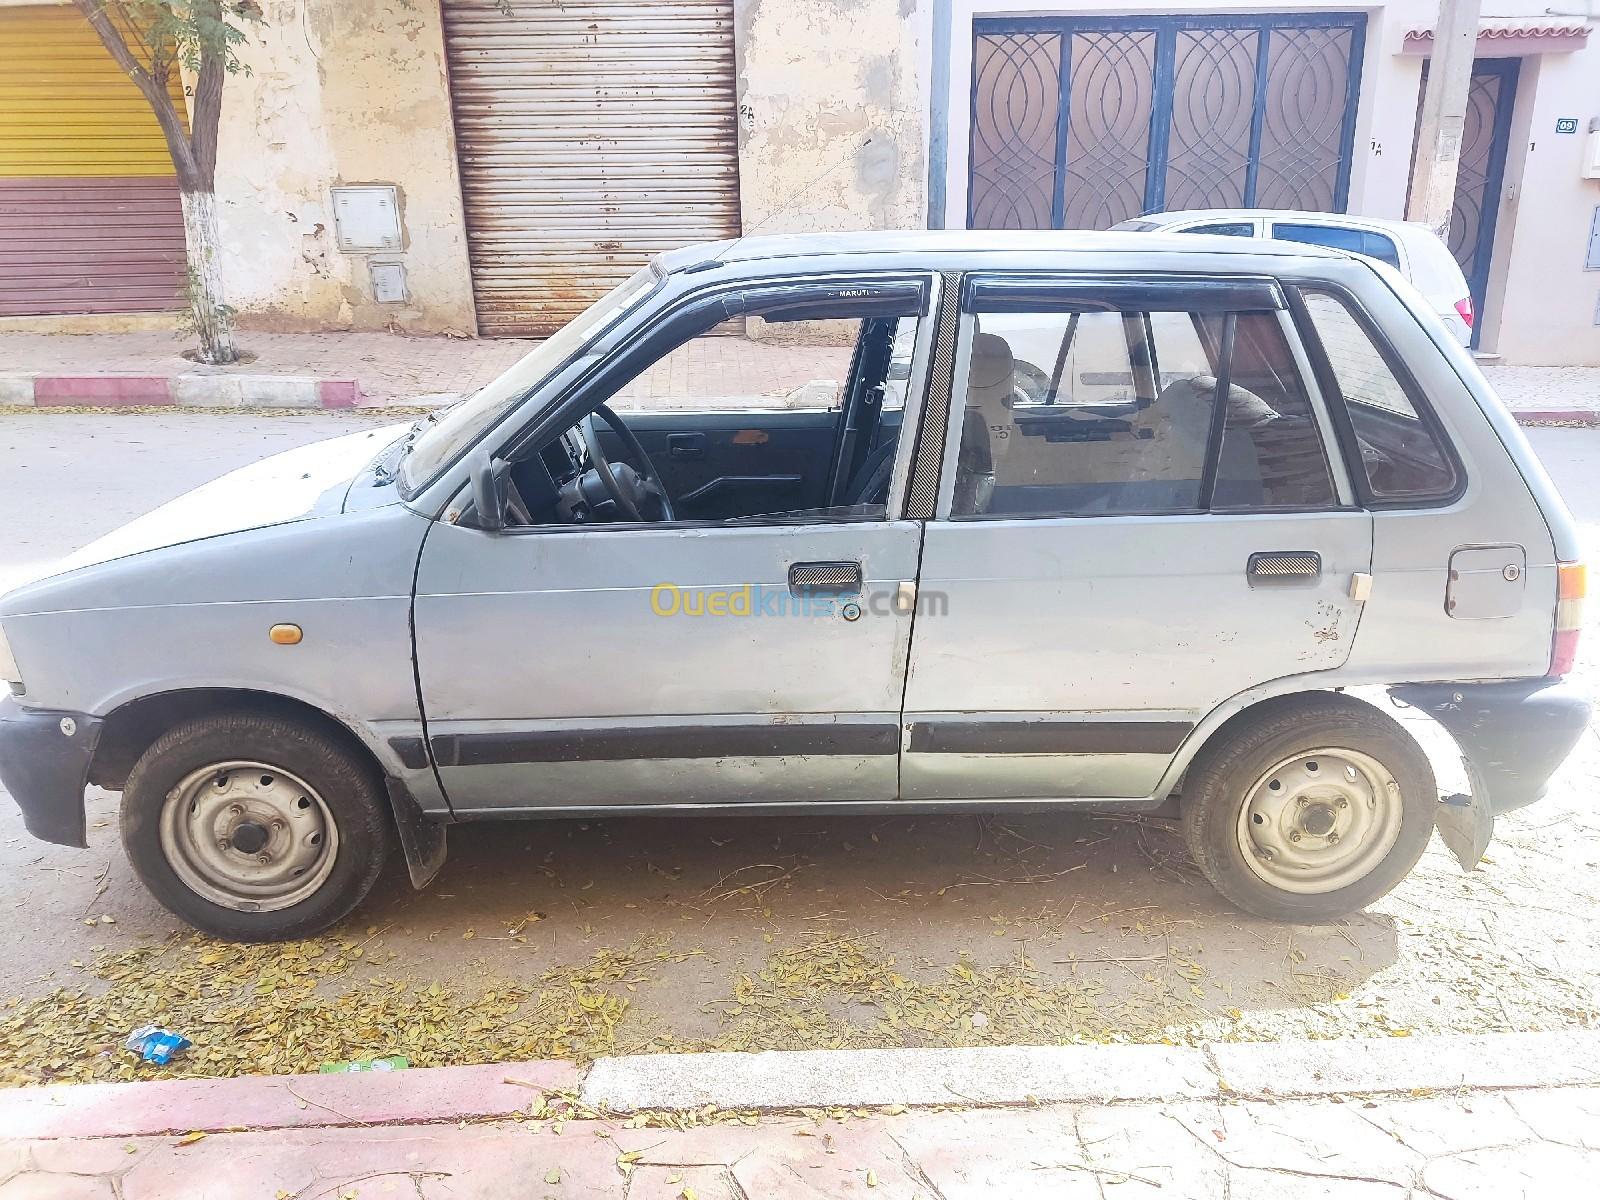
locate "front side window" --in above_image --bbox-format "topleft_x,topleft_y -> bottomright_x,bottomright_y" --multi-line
1271,223 -> 1402,271
952,294 -> 1336,518
1299,289 -> 1458,502
499,282 -> 928,528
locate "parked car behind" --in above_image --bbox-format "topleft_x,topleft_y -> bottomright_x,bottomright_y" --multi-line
1113,210 -> 1476,347
0,231 -> 1588,942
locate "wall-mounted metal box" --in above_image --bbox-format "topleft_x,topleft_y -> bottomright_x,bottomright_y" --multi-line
331,185 -> 402,253
370,261 -> 408,304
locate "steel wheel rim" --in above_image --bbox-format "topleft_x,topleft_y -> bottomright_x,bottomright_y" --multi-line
159,760 -> 338,912
1235,747 -> 1404,895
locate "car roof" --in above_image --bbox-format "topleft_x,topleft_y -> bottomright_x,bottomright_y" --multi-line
656,228 -> 1346,273
1136,209 -> 1429,236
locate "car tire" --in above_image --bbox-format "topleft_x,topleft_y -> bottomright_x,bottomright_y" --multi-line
120,712 -> 391,942
1180,694 -> 1437,923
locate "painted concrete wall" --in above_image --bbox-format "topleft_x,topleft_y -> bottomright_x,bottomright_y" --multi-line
215,0 -> 475,334
938,0 -> 1600,365
733,0 -> 930,236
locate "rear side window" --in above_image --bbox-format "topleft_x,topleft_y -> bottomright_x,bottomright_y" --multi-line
1272,223 -> 1402,270
1299,289 -> 1459,503
951,296 -> 1336,518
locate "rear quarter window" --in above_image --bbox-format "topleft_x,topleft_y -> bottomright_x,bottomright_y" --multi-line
1272,223 -> 1402,271
1297,288 -> 1460,504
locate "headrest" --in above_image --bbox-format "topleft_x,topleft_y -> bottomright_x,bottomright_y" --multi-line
968,332 -> 1015,390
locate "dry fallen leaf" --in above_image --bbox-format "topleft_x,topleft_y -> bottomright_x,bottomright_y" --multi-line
175,1131 -> 206,1146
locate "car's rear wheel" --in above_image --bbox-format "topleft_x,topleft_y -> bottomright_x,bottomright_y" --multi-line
121,713 -> 391,941
1180,695 -> 1437,922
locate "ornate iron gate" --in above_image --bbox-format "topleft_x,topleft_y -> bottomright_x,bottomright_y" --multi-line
969,14 -> 1367,230
1450,59 -> 1518,343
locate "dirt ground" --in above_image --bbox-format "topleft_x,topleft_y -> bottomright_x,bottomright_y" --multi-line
0,413 -> 1596,1086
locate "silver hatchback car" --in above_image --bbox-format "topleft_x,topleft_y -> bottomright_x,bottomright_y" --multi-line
0,232 -> 1589,941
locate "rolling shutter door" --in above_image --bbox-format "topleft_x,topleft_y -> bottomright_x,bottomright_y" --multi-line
0,5 -> 187,317
442,0 -> 740,336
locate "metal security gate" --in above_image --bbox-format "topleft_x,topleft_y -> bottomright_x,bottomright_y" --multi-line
442,0 -> 741,337
0,5 -> 186,317
969,14 -> 1367,230
1450,59 -> 1518,343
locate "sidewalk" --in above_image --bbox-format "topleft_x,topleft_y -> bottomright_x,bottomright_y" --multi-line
2,328 -> 1598,418
2,1032 -> 1597,1197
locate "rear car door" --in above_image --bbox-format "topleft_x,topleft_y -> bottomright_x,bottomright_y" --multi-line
902,273 -> 1374,801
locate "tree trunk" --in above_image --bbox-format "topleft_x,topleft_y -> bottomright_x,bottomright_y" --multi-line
180,189 -> 237,365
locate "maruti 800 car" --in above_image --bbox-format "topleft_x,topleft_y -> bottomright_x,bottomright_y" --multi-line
0,232 -> 1589,941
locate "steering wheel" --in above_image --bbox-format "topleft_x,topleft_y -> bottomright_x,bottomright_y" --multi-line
579,404 -> 675,522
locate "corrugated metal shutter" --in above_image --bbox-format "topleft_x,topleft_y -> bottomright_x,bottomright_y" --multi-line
442,0 -> 741,336
0,5 -> 187,317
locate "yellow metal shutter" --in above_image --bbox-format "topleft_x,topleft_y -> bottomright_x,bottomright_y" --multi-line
0,4 -> 187,316
442,0 -> 741,336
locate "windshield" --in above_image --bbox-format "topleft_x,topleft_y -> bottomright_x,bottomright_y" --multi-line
400,264 -> 661,491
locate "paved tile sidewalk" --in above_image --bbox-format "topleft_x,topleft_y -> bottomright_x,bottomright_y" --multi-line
3,328 -> 1596,412
3,1084 -> 1596,1198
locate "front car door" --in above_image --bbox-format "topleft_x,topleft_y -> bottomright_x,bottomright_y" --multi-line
902,273 -> 1374,801
411,272 -> 940,816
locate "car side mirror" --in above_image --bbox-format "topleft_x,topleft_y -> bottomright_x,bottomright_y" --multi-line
469,451 -> 507,532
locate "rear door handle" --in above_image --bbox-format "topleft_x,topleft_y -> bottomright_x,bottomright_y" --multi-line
789,561 -> 863,596
1246,551 -> 1322,585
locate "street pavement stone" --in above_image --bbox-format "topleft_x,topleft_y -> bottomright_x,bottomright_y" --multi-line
1076,1102 -> 1230,1197
0,1176 -> 116,1200
1173,1099 -> 1423,1185
890,1107 -> 1098,1198
1350,1093 -> 1535,1159
1502,1086 -> 1600,1151
11,1085 -> 1600,1199
0,1145 -> 27,1186
1226,1168 -> 1409,1198
1422,1142 -> 1600,1200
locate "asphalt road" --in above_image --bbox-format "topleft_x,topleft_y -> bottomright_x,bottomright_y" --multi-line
0,411 -> 1596,1084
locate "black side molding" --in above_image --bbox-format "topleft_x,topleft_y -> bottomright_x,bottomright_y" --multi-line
425,723 -> 901,767
908,719 -> 1192,756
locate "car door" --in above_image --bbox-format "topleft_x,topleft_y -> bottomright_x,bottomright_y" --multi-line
901,273 -> 1374,801
411,273 -> 938,815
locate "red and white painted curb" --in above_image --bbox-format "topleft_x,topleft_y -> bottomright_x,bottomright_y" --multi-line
2,1030 -> 1598,1140
0,373 -> 363,409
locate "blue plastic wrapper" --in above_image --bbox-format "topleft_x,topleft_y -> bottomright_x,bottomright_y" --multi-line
125,1025 -> 192,1066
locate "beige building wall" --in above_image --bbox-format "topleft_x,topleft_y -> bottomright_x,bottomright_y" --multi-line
733,0 -> 930,236
214,0 -> 475,334
942,0 -> 1600,365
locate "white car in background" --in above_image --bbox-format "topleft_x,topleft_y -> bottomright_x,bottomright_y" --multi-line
1113,210 -> 1476,347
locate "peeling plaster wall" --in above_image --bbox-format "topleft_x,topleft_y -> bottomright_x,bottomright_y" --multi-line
215,0 -> 475,333
733,0 -> 930,237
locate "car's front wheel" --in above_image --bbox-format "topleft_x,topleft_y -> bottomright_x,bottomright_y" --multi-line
120,712 -> 391,941
1180,695 -> 1437,922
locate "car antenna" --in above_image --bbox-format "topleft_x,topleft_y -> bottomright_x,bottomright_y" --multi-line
679,135 -> 879,274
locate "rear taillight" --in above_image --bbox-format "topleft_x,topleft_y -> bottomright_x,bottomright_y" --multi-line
1455,297 -> 1475,329
1550,561 -> 1586,677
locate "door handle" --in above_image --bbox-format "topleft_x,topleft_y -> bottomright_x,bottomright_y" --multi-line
1246,551 -> 1322,586
789,561 -> 863,596
667,433 -> 706,459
